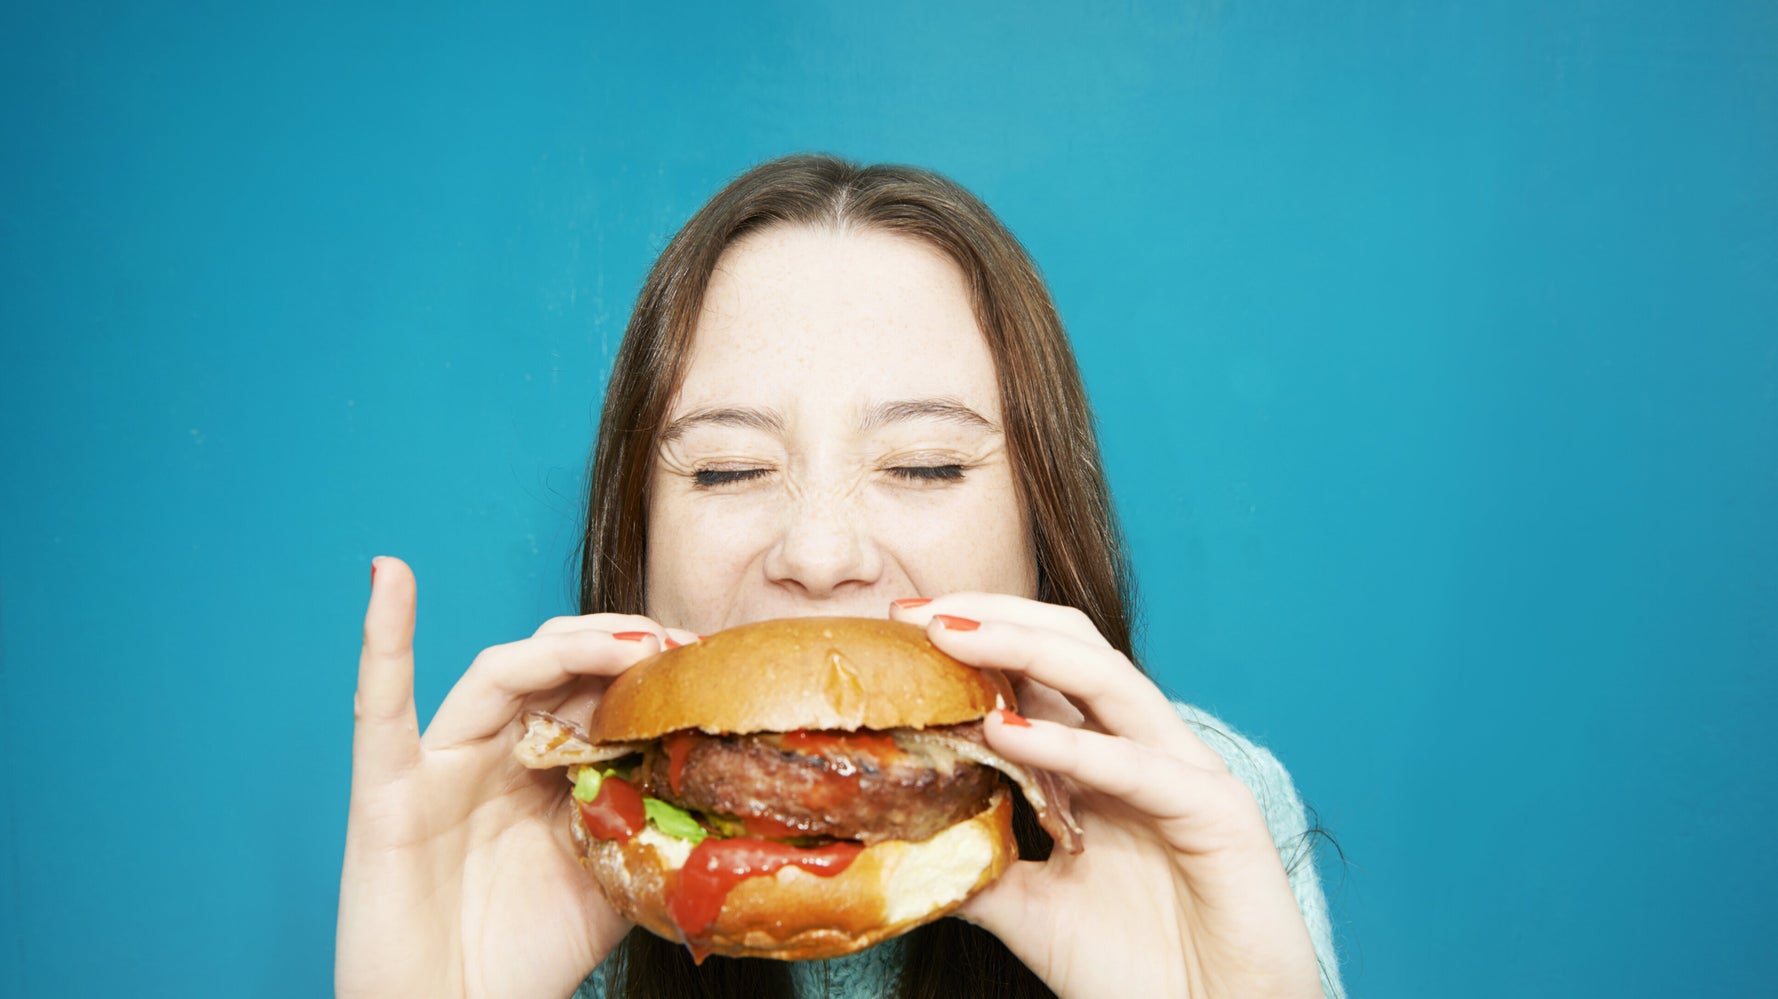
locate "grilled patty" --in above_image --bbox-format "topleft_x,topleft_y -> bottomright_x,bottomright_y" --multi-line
642,729 -> 997,844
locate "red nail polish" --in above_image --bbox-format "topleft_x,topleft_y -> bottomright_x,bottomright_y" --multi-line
612,631 -> 652,642
996,708 -> 1032,728
892,597 -> 932,610
370,562 -> 377,586
663,637 -> 681,649
933,614 -> 980,631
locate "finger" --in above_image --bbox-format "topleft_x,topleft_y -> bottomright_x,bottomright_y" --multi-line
420,629 -> 662,751
508,619 -> 693,742
354,556 -> 421,783
532,615 -> 701,650
956,852 -> 1212,983
929,617 -> 1214,766
984,711 -> 1255,844
952,858 -> 1056,971
1011,676 -> 1085,728
532,613 -> 667,638
661,628 -> 701,649
889,592 -> 1110,648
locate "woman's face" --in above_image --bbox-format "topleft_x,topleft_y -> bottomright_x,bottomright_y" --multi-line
645,224 -> 1038,632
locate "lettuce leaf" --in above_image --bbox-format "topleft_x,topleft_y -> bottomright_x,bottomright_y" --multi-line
643,797 -> 709,844
571,767 -> 605,803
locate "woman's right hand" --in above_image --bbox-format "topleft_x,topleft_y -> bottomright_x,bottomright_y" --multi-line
336,557 -> 694,999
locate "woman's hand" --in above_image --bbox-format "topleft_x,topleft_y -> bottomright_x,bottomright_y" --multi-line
336,557 -> 694,999
890,595 -> 1323,999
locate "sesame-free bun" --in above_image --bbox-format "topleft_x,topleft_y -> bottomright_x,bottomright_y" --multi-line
588,617 -> 1015,742
581,787 -> 1016,961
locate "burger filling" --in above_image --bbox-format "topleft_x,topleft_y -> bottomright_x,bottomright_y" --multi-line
517,709 -> 1082,856
641,729 -> 999,844
517,709 -> 1080,959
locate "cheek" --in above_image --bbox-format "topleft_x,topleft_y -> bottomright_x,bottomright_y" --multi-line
646,490 -> 779,610
879,475 -> 1036,598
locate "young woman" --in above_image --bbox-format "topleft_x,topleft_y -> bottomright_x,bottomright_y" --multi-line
338,155 -> 1343,999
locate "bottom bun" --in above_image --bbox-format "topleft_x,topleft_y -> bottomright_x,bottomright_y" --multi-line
580,787 -> 1017,961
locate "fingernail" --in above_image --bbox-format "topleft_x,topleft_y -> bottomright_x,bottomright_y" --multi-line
663,637 -> 681,649
995,708 -> 1031,728
934,614 -> 980,632
370,557 -> 380,588
892,597 -> 932,610
612,631 -> 652,642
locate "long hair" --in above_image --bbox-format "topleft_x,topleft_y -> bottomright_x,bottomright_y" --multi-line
577,154 -> 1139,999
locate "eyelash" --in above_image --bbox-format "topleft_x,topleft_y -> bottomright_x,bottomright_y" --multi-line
689,465 -> 967,488
693,468 -> 769,488
890,464 -> 966,482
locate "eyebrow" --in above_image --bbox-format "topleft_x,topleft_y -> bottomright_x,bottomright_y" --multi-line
658,397 -> 998,442
659,406 -> 787,443
859,397 -> 999,434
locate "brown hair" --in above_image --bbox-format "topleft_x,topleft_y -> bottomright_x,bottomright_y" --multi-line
577,154 -> 1139,999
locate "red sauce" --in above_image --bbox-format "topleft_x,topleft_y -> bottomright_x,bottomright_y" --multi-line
577,775 -> 646,841
668,837 -> 863,958
662,732 -> 696,795
777,730 -> 908,814
780,729 -> 903,760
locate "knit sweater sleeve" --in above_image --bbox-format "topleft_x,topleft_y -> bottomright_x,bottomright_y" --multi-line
1174,702 -> 1346,999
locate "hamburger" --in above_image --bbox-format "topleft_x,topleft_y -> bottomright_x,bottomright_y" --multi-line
514,616 -> 1083,963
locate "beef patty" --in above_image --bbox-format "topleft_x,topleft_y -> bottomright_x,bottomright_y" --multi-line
642,728 -> 997,844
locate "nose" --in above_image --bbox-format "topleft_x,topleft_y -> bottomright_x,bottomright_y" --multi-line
762,489 -> 884,600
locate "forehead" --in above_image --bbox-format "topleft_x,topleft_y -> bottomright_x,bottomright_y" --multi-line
672,226 -> 1000,419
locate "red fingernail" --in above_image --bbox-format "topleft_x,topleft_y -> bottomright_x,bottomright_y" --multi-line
892,597 -> 932,610
995,708 -> 1031,728
612,631 -> 652,642
370,561 -> 377,586
934,614 -> 980,631
663,637 -> 681,649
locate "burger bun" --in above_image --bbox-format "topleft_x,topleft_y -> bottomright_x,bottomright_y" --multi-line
589,617 -> 1015,742
581,787 -> 1017,961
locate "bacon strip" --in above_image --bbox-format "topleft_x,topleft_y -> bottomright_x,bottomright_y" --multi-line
514,710 -> 647,769
896,724 -> 1084,855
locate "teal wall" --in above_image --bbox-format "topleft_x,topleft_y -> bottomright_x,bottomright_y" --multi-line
3,2 -> 1774,996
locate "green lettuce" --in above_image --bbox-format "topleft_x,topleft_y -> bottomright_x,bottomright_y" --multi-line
643,797 -> 709,844
571,767 -> 604,803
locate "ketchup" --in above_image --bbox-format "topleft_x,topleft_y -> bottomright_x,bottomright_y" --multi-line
577,774 -> 646,841
778,729 -> 907,812
662,732 -> 696,795
668,837 -> 863,958
780,729 -> 903,760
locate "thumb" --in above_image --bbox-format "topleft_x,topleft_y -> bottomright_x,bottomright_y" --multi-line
353,556 -> 420,788
956,858 -> 1046,946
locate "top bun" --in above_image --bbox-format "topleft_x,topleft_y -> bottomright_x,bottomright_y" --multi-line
589,617 -> 1014,742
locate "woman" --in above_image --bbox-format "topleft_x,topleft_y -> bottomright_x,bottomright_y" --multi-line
338,155 -> 1343,998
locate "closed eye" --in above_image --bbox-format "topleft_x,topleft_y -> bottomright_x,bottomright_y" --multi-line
889,464 -> 966,483
693,468 -> 770,488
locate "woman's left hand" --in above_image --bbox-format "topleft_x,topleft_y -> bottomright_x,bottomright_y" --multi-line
890,595 -> 1323,999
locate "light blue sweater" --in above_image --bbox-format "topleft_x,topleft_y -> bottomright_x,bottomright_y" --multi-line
576,703 -> 1345,998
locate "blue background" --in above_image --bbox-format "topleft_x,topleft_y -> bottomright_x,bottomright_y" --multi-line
3,2 -> 1774,996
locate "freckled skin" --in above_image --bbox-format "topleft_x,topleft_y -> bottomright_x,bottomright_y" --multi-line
645,226 -> 1037,632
